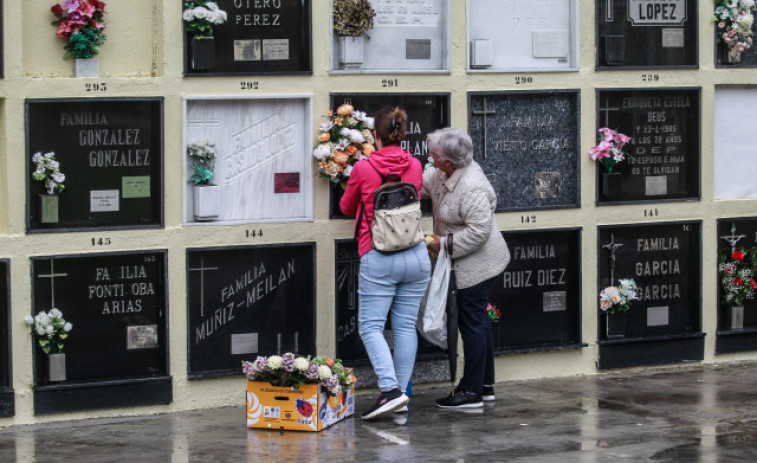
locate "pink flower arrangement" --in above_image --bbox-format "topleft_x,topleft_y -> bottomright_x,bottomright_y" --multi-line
51,0 -> 106,59
588,127 -> 632,173
486,303 -> 501,321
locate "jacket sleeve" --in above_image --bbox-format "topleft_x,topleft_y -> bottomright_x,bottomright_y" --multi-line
450,186 -> 493,259
339,164 -> 363,217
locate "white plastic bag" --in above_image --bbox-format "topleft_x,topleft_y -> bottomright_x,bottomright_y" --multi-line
417,237 -> 449,349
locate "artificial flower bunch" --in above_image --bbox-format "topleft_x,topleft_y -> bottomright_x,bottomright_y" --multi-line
719,247 -> 757,306
187,140 -> 216,185
243,354 -> 356,396
51,0 -> 106,59
487,303 -> 501,321
714,0 -> 757,62
32,152 -> 66,195
183,0 -> 228,39
588,127 -> 632,173
24,308 -> 73,355
333,0 -> 376,37
313,104 -> 376,189
599,278 -> 639,314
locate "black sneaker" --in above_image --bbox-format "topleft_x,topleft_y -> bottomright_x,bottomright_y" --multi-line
436,390 -> 483,409
361,389 -> 409,420
482,385 -> 495,402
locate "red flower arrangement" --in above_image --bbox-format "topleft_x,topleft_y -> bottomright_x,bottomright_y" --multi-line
51,0 -> 107,59
487,303 -> 501,321
719,247 -> 757,306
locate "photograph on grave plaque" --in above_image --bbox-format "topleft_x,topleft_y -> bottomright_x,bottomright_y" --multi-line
186,243 -> 315,378
0,259 -> 12,417
597,222 -> 703,368
26,98 -> 163,232
714,88 -> 757,199
595,88 -> 700,204
30,251 -> 170,413
183,96 -> 312,224
327,93 -> 449,218
489,229 -> 583,353
184,0 -> 312,75
335,240 -> 443,363
469,90 -> 580,212
596,0 -> 697,68
714,0 -> 757,66
467,0 -> 579,72
331,0 -> 450,72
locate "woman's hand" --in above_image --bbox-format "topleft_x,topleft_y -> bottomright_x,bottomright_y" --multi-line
426,234 -> 442,255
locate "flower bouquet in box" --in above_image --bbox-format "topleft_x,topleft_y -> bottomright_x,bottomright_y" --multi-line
588,127 -> 632,173
51,0 -> 107,59
313,104 -> 376,189
719,247 -> 757,307
599,278 -> 638,315
243,353 -> 356,396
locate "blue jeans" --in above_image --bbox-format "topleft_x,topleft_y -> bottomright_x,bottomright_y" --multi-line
358,242 -> 431,393
456,276 -> 497,394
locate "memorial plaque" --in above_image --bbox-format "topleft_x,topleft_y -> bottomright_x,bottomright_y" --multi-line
332,0 -> 449,71
185,0 -> 311,75
26,98 -> 163,232
328,93 -> 449,218
489,229 -> 582,352
597,221 -> 703,368
467,0 -> 578,71
187,243 -> 315,378
184,96 -> 312,224
596,0 -> 697,68
469,90 -> 580,212
0,259 -> 12,417
714,89 -> 757,199
335,240 -> 443,362
596,88 -> 700,204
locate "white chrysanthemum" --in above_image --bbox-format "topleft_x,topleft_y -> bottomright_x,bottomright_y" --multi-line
193,6 -> 209,19
318,365 -> 333,380
320,121 -> 334,132
32,153 -> 43,163
294,357 -> 310,372
313,144 -> 331,160
363,117 -> 375,130
206,1 -> 219,11
24,315 -> 34,326
340,127 -> 351,137
343,165 -> 354,177
36,327 -> 46,336
44,152 -> 54,159
63,322 -> 73,332
349,129 -> 365,143
49,308 -> 61,318
182,9 -> 195,21
267,355 -> 283,369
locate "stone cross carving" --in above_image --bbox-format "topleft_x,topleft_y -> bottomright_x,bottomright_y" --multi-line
37,260 -> 68,310
598,95 -> 619,127
602,233 -> 624,283
471,98 -> 497,160
721,223 -> 745,254
189,256 -> 218,318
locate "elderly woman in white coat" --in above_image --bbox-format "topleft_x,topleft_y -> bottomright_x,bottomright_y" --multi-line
422,127 -> 510,409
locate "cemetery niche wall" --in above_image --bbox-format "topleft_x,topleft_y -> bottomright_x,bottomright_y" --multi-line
183,96 -> 312,224
489,229 -> 584,353
184,0 -> 312,75
596,0 -> 697,68
469,90 -> 580,212
26,98 -> 164,232
328,93 -> 449,218
186,243 -> 315,378
331,0 -> 450,72
597,221 -> 703,369
0,259 -> 12,417
714,88 -> 757,200
31,251 -> 170,414
467,0 -> 579,72
595,88 -> 700,204
716,218 -> 757,354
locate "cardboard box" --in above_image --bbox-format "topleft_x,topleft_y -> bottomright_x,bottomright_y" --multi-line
246,381 -> 355,431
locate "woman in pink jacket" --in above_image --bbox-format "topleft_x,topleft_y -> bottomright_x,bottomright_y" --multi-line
340,107 -> 431,420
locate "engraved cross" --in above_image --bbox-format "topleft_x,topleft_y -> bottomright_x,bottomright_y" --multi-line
472,98 -> 497,160
189,255 -> 218,318
721,223 -> 746,254
37,260 -> 68,310
598,96 -> 619,127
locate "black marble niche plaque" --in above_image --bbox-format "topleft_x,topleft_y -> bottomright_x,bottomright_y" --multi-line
328,93 -> 449,219
489,229 -> 584,353
187,243 -> 315,378
597,221 -> 704,369
0,259 -> 12,417
31,251 -> 170,414
184,0 -> 311,75
335,240 -> 443,363
26,98 -> 164,232
596,88 -> 700,204
716,218 -> 757,354
596,0 -> 697,68
469,91 -> 580,212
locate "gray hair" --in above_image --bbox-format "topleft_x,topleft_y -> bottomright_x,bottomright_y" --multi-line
427,127 -> 474,169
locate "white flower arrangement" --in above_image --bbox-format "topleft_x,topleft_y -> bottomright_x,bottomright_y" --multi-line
24,308 -> 73,354
183,0 -> 227,39
599,278 -> 639,315
242,353 -> 356,397
32,152 -> 65,195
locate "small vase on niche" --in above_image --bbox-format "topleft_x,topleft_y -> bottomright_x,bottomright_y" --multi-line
191,37 -> 216,70
338,36 -> 365,70
727,305 -> 745,330
48,353 -> 66,383
39,194 -> 59,224
602,172 -> 622,199
605,312 -> 627,339
193,184 -> 220,221
75,58 -> 99,77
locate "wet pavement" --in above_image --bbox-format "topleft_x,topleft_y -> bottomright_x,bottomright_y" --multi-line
3,362 -> 757,462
